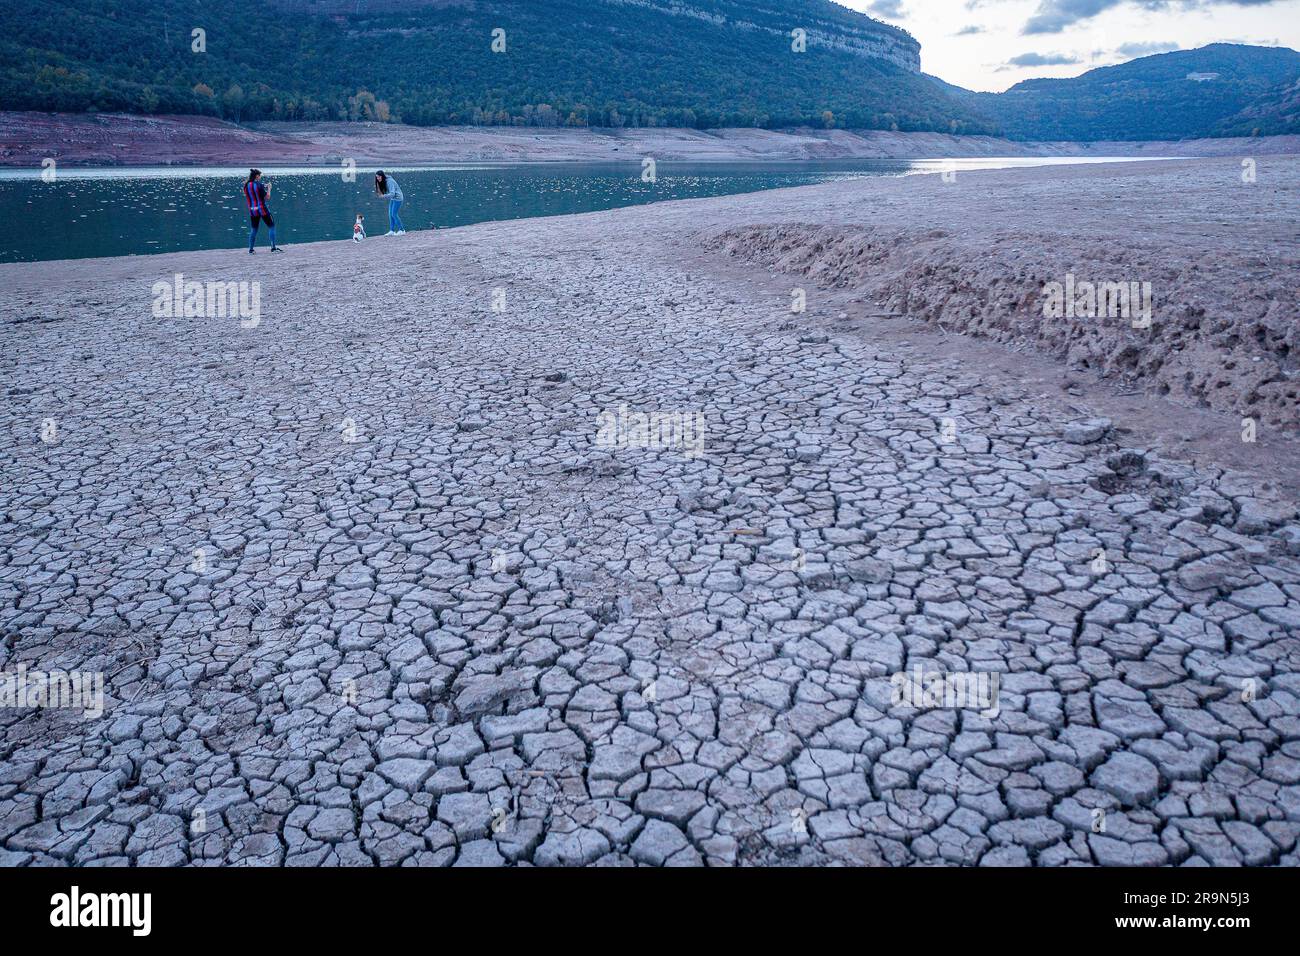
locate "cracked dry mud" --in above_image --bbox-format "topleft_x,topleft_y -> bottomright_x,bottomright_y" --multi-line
2,160 -> 1299,867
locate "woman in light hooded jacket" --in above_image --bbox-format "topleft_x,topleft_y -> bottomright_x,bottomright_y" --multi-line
375,171 -> 405,236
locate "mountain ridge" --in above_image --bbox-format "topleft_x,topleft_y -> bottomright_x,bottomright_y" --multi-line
2,3 -> 1298,142
967,44 -> 1300,141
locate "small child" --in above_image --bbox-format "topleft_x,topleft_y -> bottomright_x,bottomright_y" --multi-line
352,214 -> 366,242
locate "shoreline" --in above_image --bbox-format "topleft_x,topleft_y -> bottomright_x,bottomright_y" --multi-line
4,156 -> 1297,465
0,156 -> 1179,175
0,155 -> 1168,266
4,111 -> 1298,168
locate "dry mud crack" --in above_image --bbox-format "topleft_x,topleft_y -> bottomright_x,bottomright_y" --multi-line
1,160 -> 1299,867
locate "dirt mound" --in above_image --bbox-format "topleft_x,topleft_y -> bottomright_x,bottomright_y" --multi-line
707,222 -> 1299,429
0,113 -> 317,167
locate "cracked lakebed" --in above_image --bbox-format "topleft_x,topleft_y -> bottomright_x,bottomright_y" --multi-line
2,159 -> 1299,867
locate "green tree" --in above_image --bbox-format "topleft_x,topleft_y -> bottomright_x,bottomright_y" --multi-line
221,83 -> 245,122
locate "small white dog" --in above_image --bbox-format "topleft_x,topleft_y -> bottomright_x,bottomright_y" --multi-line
352,214 -> 366,242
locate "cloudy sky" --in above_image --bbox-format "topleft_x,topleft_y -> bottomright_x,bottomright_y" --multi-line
835,0 -> 1300,90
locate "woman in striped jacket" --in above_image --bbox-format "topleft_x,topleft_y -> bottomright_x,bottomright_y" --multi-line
243,169 -> 283,254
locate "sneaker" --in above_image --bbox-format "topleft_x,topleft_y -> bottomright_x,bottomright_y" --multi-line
396,230 -> 407,235
385,231 -> 396,236
270,246 -> 284,253
249,249 -> 255,254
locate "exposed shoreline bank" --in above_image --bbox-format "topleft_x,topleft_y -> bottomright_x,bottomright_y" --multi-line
4,111 -> 1300,168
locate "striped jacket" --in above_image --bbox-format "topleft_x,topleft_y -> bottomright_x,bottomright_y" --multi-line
243,180 -> 269,215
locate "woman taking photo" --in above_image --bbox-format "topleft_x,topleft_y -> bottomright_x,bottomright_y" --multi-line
375,170 -> 406,236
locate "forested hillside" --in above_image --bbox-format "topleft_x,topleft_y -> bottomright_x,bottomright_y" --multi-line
0,0 -> 995,133
969,44 -> 1300,141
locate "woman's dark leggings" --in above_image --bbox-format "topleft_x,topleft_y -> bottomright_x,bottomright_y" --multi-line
249,213 -> 276,250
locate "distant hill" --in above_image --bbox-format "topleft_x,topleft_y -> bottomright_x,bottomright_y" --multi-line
970,44 -> 1300,141
0,0 -> 997,134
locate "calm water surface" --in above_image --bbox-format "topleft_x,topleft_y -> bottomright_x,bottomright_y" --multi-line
0,158 -> 1151,263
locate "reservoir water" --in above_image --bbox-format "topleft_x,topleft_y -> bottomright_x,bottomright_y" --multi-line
0,157 -> 1149,263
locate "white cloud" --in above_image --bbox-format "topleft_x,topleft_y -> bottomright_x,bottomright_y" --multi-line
832,0 -> 1300,90
866,0 -> 908,17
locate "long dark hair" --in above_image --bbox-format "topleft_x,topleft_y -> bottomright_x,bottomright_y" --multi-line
247,168 -> 262,184
375,171 -> 388,196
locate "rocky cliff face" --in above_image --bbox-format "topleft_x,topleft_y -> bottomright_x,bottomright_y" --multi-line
602,0 -> 922,72
273,0 -> 922,72
801,24 -> 920,73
